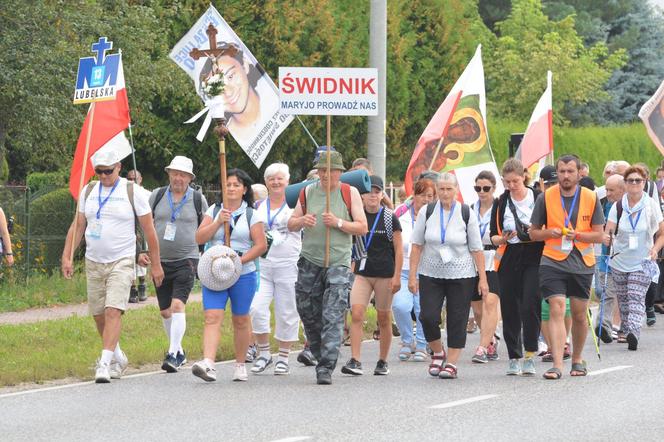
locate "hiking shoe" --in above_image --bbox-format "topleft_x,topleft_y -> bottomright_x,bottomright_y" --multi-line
297,348 -> 317,366
472,346 -> 488,364
374,359 -> 390,376
466,318 -> 478,334
192,360 -> 217,382
341,358 -> 363,376
233,363 -> 248,381
245,344 -> 257,363
161,353 -> 178,373
175,350 -> 187,368
109,351 -> 128,379
563,343 -> 571,360
487,342 -> 499,361
398,345 -> 412,361
274,361 -> 290,375
95,361 -> 111,383
506,359 -> 521,376
128,287 -> 139,304
646,307 -> 656,327
316,369 -> 332,385
522,358 -> 536,376
596,326 -> 613,344
251,356 -> 273,374
626,332 -> 638,351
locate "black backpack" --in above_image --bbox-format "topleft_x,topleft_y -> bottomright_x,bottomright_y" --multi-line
150,186 -> 204,226
424,201 -> 470,231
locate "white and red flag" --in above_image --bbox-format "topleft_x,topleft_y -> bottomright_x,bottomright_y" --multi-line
404,45 -> 502,204
68,56 -> 131,199
516,70 -> 553,168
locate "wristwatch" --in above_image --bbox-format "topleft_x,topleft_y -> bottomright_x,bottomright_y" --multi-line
337,218 -> 343,229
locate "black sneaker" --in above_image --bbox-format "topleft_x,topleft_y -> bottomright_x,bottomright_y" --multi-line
626,332 -> 638,351
596,326 -> 613,344
175,350 -> 187,368
128,286 -> 139,304
297,348 -> 317,367
316,369 -> 332,385
646,308 -> 656,327
137,284 -> 147,302
341,358 -> 363,375
374,359 -> 389,375
161,353 -> 178,373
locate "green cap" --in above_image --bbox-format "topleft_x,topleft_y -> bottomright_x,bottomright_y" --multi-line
313,150 -> 346,171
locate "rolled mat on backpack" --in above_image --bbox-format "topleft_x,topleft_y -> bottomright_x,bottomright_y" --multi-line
284,169 -> 372,209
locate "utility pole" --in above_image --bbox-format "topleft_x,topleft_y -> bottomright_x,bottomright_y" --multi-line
367,0 -> 387,181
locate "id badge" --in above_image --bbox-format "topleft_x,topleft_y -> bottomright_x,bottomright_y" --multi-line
561,236 -> 573,252
359,258 -> 367,271
164,222 -> 177,241
406,242 -> 412,259
439,246 -> 452,264
88,220 -> 102,239
629,234 -> 638,250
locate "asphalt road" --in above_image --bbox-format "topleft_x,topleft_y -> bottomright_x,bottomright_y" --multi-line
2,320 -> 664,441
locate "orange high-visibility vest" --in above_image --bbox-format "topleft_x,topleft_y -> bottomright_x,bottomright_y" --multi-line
542,184 -> 597,266
493,205 -> 507,271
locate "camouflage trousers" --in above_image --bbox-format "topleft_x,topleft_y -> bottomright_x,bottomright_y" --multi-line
295,257 -> 350,373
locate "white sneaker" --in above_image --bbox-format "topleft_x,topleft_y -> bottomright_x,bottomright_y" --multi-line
110,352 -> 128,379
95,361 -> 111,383
233,363 -> 248,381
192,360 -> 217,382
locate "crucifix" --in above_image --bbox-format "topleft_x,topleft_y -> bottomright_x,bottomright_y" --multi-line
189,23 -> 235,247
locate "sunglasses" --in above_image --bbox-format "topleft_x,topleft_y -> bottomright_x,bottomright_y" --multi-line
474,185 -> 492,193
626,178 -> 644,184
94,168 -> 115,176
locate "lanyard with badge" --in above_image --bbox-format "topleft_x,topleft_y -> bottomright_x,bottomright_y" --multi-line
625,205 -> 642,250
88,179 -> 120,240
359,206 -> 384,271
439,202 -> 456,263
164,188 -> 188,241
476,204 -> 489,241
266,199 -> 287,230
560,186 -> 580,252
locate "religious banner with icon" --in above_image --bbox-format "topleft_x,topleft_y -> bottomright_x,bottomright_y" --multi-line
639,78 -> 664,157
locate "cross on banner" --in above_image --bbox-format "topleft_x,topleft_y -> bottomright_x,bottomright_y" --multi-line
188,23 -> 238,61
91,37 -> 113,65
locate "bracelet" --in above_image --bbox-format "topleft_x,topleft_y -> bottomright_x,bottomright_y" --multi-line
4,252 -> 12,256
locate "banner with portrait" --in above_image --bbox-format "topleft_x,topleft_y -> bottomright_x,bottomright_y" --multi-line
170,5 -> 293,168
639,79 -> 664,157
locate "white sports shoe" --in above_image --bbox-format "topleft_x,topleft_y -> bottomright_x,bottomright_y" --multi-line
110,351 -> 128,379
233,363 -> 248,381
192,360 -> 217,382
95,361 -> 111,383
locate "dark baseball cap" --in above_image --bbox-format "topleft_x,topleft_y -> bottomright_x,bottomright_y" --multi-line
539,165 -> 557,184
370,175 -> 384,190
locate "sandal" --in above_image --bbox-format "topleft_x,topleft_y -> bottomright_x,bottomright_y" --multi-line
438,363 -> 458,379
413,349 -> 428,362
273,360 -> 289,375
398,346 -> 412,361
542,367 -> 562,380
428,354 -> 445,377
250,356 -> 273,374
570,361 -> 588,377
617,333 -> 627,344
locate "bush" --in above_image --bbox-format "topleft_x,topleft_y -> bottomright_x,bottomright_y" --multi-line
26,171 -> 67,195
29,188 -> 75,272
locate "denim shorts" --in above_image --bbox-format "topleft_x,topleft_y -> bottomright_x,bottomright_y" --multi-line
202,272 -> 257,315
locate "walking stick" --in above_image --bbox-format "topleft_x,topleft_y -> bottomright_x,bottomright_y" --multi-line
597,232 -> 613,351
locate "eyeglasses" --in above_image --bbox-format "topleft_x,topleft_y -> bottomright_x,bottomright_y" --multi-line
94,168 -> 115,176
474,185 -> 492,193
626,178 -> 644,184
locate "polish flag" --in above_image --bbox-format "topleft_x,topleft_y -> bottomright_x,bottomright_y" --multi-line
517,71 -> 553,168
69,56 -> 131,199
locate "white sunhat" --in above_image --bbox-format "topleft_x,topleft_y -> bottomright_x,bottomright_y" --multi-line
197,244 -> 242,291
165,155 -> 195,179
91,149 -> 126,167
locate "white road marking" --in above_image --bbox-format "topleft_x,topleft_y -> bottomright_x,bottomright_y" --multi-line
429,394 -> 498,409
269,437 -> 312,442
587,365 -> 632,377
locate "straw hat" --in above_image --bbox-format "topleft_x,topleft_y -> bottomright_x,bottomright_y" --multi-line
197,245 -> 242,291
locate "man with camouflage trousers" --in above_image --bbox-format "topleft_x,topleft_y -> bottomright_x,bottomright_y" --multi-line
288,150 -> 367,385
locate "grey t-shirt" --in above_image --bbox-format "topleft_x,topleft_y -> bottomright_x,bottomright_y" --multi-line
150,187 -> 208,262
530,189 -> 604,274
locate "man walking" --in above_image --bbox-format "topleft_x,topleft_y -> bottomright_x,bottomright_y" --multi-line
530,155 -> 604,380
149,156 -> 207,372
288,150 -> 367,385
62,150 -> 164,383
127,169 -> 152,303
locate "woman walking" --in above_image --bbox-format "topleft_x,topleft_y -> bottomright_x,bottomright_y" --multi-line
192,169 -> 267,382
409,173 -> 488,379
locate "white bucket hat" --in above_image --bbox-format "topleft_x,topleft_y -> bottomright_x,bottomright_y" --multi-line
165,155 -> 196,179
197,245 -> 242,291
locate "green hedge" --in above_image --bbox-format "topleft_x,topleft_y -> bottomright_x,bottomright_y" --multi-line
26,171 -> 67,195
29,188 -> 75,271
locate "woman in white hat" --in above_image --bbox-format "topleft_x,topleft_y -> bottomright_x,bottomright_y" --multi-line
248,163 -> 302,375
191,168 -> 267,382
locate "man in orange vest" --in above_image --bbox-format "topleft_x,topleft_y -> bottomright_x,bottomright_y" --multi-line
530,155 -> 605,380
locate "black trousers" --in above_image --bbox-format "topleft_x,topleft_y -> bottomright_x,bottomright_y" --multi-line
498,264 -> 541,359
418,275 -> 475,349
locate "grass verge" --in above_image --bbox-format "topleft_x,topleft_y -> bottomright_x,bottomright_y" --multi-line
0,302 -> 378,387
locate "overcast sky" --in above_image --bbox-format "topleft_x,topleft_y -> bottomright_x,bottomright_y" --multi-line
651,0 -> 664,9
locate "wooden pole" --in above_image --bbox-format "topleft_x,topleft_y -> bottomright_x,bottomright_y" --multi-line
70,101 -> 96,262
428,135 -> 447,171
324,115 -> 331,267
214,118 -> 231,246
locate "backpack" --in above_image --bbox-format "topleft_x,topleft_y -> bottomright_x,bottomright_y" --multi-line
299,182 -> 353,220
150,186 -> 204,226
424,201 -> 470,227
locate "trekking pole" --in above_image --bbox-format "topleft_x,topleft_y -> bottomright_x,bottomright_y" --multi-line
597,232 -> 613,351
586,307 -> 601,360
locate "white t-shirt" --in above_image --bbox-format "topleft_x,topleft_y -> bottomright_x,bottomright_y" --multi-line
472,202 -> 495,272
398,206 -> 416,272
256,199 -> 301,265
503,190 -> 534,244
205,201 -> 263,274
79,178 -> 150,264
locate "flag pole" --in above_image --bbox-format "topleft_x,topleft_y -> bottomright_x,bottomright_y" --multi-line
428,135 -> 447,171
127,123 -> 138,174
324,115 -> 331,267
70,101 -> 96,262
296,115 -> 319,149
214,118 -> 231,246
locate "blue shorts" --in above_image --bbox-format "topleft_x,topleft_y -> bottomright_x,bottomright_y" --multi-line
202,272 -> 257,315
